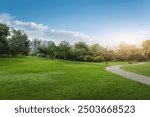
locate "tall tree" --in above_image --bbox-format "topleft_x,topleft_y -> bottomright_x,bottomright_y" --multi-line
9,29 -> 30,56
0,23 -> 10,56
57,41 -> 72,60
30,38 -> 41,56
47,41 -> 56,59
89,43 -> 104,57
74,41 -> 89,61
38,46 -> 48,59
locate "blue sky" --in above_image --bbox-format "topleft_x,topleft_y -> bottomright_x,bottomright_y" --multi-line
0,0 -> 150,46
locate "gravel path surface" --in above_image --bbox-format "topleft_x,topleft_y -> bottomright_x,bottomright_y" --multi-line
106,63 -> 150,86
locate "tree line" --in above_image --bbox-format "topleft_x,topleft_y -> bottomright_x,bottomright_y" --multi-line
0,23 -> 150,62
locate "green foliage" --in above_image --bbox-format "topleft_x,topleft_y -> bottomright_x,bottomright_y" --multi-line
84,55 -> 93,62
78,55 -> 85,61
0,23 -> 149,62
0,23 -> 10,37
38,42 -> 48,58
30,39 -> 41,56
9,29 -> 30,56
0,23 -> 10,56
142,40 -> 150,59
89,43 -> 104,56
57,41 -> 72,60
74,42 -> 89,60
94,56 -> 104,62
47,41 -> 56,59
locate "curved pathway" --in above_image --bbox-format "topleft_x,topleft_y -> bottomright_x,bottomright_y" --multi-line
106,63 -> 150,86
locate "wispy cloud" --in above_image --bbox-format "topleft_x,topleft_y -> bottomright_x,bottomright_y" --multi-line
1,13 -> 149,46
0,13 -> 96,44
14,20 -> 48,30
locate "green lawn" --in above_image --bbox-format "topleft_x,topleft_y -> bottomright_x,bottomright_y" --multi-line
0,56 -> 150,100
121,62 -> 150,77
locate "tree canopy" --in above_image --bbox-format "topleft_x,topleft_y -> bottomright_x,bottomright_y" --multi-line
0,23 -> 150,62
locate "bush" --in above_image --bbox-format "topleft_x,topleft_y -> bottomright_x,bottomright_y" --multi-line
94,56 -> 104,62
84,55 -> 93,62
78,55 -> 85,61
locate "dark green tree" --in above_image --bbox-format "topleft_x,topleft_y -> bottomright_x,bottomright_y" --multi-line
9,29 -> 30,56
89,43 -> 104,57
74,41 -> 89,61
0,23 -> 10,56
47,41 -> 57,59
57,41 -> 72,60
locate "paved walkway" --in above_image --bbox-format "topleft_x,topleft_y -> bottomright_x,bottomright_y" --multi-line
106,63 -> 150,86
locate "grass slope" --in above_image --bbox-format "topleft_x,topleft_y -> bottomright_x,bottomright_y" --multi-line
0,56 -> 150,100
121,62 -> 150,77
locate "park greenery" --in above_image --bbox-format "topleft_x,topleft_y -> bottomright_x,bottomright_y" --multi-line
0,23 -> 150,62
1,56 -> 150,99
1,23 -> 150,99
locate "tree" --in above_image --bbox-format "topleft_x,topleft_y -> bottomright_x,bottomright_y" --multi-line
134,48 -> 145,61
106,49 -> 115,61
116,42 -> 128,60
0,23 -> 10,56
47,41 -> 56,59
30,39 -> 41,56
116,42 -> 138,61
57,41 -> 72,60
9,29 -> 30,56
126,45 -> 137,61
37,41 -> 48,59
74,41 -> 89,61
142,40 -> 150,59
89,43 -> 104,57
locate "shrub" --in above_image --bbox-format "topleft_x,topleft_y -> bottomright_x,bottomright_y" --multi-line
84,55 -> 93,62
78,55 -> 85,61
94,56 -> 104,62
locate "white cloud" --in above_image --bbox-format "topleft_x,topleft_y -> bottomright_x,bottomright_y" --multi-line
0,13 -> 96,44
1,13 -> 149,46
0,13 -> 14,25
15,20 -> 48,30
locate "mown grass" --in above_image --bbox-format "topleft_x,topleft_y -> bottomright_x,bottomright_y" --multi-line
0,56 -> 150,100
121,62 -> 150,77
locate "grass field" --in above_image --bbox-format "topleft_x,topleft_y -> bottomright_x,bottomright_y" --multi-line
121,62 -> 150,77
0,56 -> 150,100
